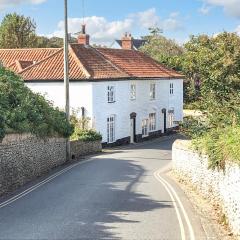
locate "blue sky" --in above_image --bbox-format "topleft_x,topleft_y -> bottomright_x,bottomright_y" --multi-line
0,0 -> 240,46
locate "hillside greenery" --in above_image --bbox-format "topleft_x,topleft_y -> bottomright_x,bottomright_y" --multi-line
0,67 -> 73,139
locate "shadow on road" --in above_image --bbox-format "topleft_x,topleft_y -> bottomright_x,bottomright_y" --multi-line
0,137 -> 176,240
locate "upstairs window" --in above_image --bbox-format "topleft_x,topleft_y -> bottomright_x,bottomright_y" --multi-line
170,83 -> 174,95
150,83 -> 156,100
149,113 -> 156,131
107,86 -> 115,103
130,84 -> 136,100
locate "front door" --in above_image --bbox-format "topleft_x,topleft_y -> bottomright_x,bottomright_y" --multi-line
162,109 -> 167,133
130,113 -> 137,143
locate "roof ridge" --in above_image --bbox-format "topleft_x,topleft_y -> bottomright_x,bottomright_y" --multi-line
18,48 -> 63,74
93,47 -> 130,77
69,45 -> 91,78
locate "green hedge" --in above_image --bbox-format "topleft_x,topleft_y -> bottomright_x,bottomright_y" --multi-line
71,129 -> 102,142
0,67 -> 73,139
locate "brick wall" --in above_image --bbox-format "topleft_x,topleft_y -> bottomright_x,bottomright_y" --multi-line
172,139 -> 240,236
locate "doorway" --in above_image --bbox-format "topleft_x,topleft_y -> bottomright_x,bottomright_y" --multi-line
130,112 -> 137,143
162,108 -> 167,133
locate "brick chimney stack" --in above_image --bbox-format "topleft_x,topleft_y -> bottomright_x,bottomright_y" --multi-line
78,24 -> 90,45
121,33 -> 133,50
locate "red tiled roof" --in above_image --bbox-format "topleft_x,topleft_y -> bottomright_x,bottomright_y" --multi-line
97,48 -> 183,78
0,48 -> 59,67
70,44 -> 128,79
20,48 -> 87,81
0,44 -> 183,81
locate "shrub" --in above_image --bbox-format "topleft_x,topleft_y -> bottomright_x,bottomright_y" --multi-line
0,67 -> 73,139
193,126 -> 240,169
71,129 -> 102,142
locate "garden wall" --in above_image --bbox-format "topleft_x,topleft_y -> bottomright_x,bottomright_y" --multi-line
0,134 -> 102,197
172,139 -> 240,236
70,140 -> 102,160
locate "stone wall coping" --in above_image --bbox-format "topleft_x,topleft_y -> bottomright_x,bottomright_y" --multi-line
173,139 -> 239,170
1,133 -> 66,145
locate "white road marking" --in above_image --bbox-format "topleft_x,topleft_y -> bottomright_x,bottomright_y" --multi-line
154,171 -> 186,240
154,169 -> 195,240
0,159 -> 93,209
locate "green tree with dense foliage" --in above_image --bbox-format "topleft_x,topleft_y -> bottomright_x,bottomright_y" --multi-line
0,67 -> 73,139
140,27 -> 184,71
0,13 -> 37,48
181,32 -> 240,106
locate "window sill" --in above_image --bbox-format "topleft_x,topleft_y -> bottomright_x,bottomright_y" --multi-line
108,101 -> 116,103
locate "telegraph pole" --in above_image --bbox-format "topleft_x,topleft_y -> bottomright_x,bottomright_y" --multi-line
64,0 -> 71,161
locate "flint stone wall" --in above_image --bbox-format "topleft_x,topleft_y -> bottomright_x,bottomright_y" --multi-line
0,134 -> 102,197
172,139 -> 240,236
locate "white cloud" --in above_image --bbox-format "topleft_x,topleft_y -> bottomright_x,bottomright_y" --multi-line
48,8 -> 184,45
235,25 -> 240,35
201,0 -> 240,18
0,0 -> 46,10
199,5 -> 211,15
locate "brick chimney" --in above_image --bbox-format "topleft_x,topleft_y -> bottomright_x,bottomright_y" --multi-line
121,33 -> 133,50
78,24 -> 90,45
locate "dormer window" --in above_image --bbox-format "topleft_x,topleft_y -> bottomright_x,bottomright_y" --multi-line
150,83 -> 156,100
107,86 -> 115,103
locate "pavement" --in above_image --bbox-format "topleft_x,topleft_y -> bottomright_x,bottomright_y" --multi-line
0,135 -> 209,240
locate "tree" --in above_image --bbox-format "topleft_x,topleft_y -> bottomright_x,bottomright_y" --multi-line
0,13 -> 37,49
140,27 -> 184,71
182,32 -> 240,106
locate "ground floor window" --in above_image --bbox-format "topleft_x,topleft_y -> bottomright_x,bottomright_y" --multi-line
142,119 -> 148,137
149,113 -> 156,131
168,108 -> 174,128
107,115 -> 115,143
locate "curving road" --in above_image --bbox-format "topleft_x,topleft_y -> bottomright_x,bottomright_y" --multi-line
0,136 -> 208,240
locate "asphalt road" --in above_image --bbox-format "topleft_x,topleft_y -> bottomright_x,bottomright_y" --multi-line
0,136 -> 208,240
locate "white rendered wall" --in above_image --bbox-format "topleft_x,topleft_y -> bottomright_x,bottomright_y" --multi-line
26,82 -> 93,119
92,79 -> 183,143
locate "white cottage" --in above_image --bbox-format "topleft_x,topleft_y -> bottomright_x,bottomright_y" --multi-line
0,30 -> 184,146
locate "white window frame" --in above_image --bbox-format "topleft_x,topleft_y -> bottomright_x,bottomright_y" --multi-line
142,119 -> 148,137
149,113 -> 156,132
107,86 -> 115,103
168,108 -> 175,128
170,83 -> 174,95
107,115 -> 116,143
130,84 -> 136,100
150,83 -> 156,100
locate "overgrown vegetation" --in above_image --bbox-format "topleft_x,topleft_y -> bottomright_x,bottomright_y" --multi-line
0,67 -> 73,139
70,110 -> 102,142
141,29 -> 240,169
